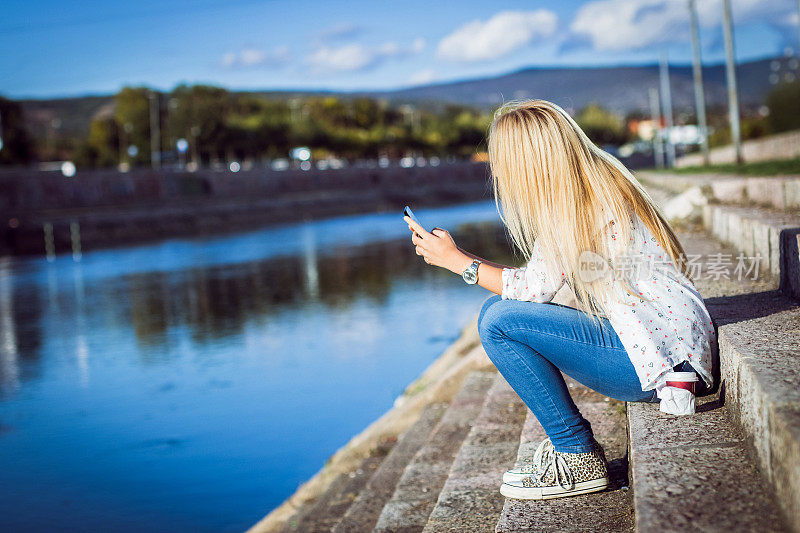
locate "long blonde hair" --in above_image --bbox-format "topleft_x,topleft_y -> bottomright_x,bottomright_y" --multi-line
487,99 -> 689,319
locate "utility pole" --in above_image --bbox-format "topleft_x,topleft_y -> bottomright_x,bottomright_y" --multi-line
659,52 -> 676,168
688,0 -> 710,166
149,90 -> 161,169
722,0 -> 743,164
649,88 -> 665,169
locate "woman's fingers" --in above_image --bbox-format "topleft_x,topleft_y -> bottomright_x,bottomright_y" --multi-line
403,216 -> 431,239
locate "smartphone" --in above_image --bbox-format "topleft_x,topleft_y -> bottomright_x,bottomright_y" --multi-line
403,206 -> 428,232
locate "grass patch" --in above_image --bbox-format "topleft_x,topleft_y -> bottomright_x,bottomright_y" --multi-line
648,158 -> 800,176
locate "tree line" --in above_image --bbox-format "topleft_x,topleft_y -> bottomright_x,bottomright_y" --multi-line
2,80 -> 799,168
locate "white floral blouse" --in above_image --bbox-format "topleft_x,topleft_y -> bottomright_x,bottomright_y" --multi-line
500,212 -> 715,392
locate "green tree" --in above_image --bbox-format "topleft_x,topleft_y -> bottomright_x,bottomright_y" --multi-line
352,98 -> 384,129
115,87 -> 152,165
169,84 -> 231,163
224,96 -> 291,158
576,103 -> 629,146
766,80 -> 800,133
86,116 -> 120,167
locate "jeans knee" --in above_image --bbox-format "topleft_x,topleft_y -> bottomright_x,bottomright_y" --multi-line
477,294 -> 506,342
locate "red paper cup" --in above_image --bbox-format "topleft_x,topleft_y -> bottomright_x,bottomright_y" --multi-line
665,371 -> 698,394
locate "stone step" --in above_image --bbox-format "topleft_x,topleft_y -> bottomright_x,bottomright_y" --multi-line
628,391 -> 789,532
637,170 -> 800,212
701,203 -> 800,298
280,439 -> 396,533
627,228 -> 796,532
332,402 -> 448,533
716,291 -> 800,530
421,374 -> 528,533
639,172 -> 800,301
495,377 -> 633,533
372,371 -> 496,533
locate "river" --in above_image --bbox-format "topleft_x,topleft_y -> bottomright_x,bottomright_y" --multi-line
0,201 -> 514,532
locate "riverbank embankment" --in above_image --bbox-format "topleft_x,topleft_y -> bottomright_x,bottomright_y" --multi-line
1,162 -> 489,256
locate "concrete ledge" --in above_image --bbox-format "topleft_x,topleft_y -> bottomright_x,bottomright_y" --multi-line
716,291 -> 800,531
673,129 -> 800,167
701,203 -> 800,300
638,171 -> 800,212
627,393 -> 790,532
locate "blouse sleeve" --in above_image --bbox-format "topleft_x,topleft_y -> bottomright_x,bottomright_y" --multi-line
501,240 -> 566,302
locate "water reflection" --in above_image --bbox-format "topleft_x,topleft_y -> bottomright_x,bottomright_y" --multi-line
0,202 -> 515,532
0,259 -> 20,391
116,221 -> 511,351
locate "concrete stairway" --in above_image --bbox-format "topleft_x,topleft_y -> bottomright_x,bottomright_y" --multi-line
332,403 -> 448,533
496,380 -> 633,532
288,370 -> 632,533
267,173 -> 800,533
372,371 -> 496,533
628,230 -> 793,532
421,374 -> 527,532
628,174 -> 800,532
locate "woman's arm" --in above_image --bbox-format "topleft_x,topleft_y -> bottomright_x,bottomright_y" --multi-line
456,246 -> 512,270
404,216 -> 566,302
404,216 -> 507,296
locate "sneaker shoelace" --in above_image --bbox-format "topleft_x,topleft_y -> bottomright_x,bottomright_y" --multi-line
517,438 -> 555,474
531,438 -> 554,470
532,450 -> 575,490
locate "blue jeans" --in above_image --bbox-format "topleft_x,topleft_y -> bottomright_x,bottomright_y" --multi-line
478,295 -> 661,454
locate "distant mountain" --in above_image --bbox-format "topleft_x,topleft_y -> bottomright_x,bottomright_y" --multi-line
15,56 -> 780,141
367,57 -> 777,115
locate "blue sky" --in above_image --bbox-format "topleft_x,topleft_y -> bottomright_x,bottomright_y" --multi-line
2,0 -> 799,99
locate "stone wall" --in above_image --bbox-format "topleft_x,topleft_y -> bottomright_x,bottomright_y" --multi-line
0,162 -> 493,256
675,129 -> 800,167
0,161 -> 490,211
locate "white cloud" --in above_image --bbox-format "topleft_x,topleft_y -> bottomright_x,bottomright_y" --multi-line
570,0 -> 796,52
307,43 -> 375,72
316,22 -> 362,44
222,45 -> 291,68
306,39 -> 425,74
436,10 -> 558,62
408,69 -> 436,85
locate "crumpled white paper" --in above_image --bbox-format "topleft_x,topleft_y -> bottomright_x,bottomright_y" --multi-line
657,385 -> 695,415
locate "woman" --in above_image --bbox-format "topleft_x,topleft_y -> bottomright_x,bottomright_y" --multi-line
404,99 -> 715,501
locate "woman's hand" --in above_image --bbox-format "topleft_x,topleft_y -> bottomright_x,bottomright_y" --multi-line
404,216 -> 471,274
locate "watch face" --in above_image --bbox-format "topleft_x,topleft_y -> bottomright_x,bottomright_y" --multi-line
463,270 -> 478,284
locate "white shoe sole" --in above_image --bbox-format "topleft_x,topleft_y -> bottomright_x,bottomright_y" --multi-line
503,470 -> 536,484
500,476 -> 610,500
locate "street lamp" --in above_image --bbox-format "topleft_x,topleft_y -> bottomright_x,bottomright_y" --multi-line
722,0 -> 743,164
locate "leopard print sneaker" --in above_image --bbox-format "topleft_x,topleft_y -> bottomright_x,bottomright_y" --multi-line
502,437 -> 554,484
500,444 -> 609,500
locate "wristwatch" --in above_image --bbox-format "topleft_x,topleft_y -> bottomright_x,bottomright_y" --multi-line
461,259 -> 482,285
